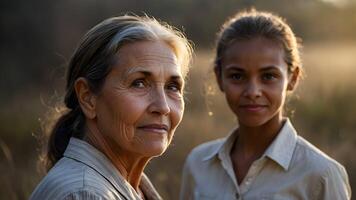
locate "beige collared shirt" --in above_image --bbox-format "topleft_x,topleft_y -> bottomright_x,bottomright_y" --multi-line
180,119 -> 351,200
30,137 -> 162,200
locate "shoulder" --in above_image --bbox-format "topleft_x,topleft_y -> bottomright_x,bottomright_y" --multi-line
187,138 -> 224,161
294,136 -> 345,171
184,138 -> 225,170
30,158 -> 118,200
294,137 -> 351,198
292,136 -> 349,185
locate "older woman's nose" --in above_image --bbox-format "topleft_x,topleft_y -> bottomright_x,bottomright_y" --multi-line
148,87 -> 171,115
243,80 -> 262,99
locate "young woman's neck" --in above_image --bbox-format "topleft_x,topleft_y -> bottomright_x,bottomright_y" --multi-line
234,115 -> 286,158
84,122 -> 150,191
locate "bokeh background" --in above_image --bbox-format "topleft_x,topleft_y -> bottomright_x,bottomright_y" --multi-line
1,0 -> 356,199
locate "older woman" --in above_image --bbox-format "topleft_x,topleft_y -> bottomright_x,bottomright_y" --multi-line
30,15 -> 192,200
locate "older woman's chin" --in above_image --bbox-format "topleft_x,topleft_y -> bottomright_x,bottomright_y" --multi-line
137,139 -> 171,158
130,130 -> 174,157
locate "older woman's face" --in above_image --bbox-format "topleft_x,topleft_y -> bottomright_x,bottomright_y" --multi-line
94,40 -> 184,157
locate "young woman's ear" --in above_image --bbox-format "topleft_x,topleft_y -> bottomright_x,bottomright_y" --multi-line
74,78 -> 97,119
287,67 -> 300,91
214,66 -> 224,92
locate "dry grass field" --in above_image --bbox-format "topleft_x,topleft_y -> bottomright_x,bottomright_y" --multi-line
0,42 -> 355,199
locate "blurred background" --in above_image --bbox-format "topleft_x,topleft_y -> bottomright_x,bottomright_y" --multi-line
1,0 -> 355,199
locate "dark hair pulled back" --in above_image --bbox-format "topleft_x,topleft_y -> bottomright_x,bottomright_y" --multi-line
215,9 -> 302,75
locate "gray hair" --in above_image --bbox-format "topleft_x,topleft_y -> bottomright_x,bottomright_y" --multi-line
44,15 -> 192,170
107,17 -> 192,75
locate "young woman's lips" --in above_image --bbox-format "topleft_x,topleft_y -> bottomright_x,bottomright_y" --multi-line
239,104 -> 267,112
137,124 -> 169,134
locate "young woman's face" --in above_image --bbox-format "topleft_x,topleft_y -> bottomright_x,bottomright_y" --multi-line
94,40 -> 184,157
217,37 -> 292,127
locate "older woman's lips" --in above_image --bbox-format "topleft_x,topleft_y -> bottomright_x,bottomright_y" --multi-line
239,104 -> 267,112
137,124 -> 169,134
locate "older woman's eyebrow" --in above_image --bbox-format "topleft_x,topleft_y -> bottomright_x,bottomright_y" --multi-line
125,67 -> 183,80
124,66 -> 149,76
135,70 -> 152,76
170,75 -> 184,83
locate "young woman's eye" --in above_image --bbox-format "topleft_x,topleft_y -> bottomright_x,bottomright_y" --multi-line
131,79 -> 147,88
262,73 -> 277,81
230,73 -> 244,81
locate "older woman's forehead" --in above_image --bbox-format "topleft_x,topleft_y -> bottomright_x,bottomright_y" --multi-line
114,41 -> 180,69
121,40 -> 177,59
106,41 -> 182,80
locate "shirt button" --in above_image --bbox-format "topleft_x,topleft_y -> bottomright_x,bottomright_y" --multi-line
235,193 -> 240,199
245,178 -> 252,185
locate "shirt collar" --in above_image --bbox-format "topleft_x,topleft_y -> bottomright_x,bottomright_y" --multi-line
63,137 -> 141,200
202,126 -> 239,162
201,119 -> 298,171
264,119 -> 298,171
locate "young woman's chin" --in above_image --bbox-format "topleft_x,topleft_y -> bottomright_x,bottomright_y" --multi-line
236,112 -> 277,128
235,107 -> 283,128
238,118 -> 269,128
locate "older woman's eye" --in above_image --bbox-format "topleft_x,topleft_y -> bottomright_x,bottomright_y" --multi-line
166,82 -> 182,92
131,79 -> 147,88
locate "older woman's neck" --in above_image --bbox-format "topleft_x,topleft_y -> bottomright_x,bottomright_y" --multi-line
111,151 -> 151,190
84,124 -> 150,191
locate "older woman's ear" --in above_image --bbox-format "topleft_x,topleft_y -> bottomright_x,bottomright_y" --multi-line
74,78 -> 97,119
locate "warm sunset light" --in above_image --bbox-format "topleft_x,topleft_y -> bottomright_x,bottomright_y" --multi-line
320,0 -> 353,6
1,1 -> 355,199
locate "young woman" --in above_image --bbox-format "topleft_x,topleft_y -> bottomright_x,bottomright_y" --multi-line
180,10 -> 351,200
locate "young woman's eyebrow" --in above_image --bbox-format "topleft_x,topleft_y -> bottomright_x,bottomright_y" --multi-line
259,66 -> 281,72
224,65 -> 245,72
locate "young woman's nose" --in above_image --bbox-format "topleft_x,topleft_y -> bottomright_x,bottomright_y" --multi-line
148,86 -> 170,115
243,79 -> 262,99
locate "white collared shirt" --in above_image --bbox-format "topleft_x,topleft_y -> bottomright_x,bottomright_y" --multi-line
180,119 -> 351,200
30,138 -> 162,200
